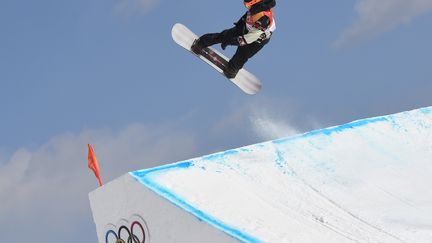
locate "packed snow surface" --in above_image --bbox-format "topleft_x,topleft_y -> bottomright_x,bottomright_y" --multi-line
131,107 -> 432,242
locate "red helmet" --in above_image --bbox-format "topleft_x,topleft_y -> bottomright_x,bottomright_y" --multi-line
244,0 -> 262,9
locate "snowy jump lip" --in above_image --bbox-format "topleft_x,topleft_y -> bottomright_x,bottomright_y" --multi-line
91,106 -> 432,243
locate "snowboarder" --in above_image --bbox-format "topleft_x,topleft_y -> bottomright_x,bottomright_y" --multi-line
191,0 -> 276,79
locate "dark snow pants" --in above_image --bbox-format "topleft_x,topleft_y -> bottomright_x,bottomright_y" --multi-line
198,26 -> 270,71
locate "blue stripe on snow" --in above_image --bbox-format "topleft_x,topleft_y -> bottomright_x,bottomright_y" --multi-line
202,149 -> 239,161
130,166 -> 261,243
132,161 -> 193,177
273,116 -> 387,144
419,107 -> 432,114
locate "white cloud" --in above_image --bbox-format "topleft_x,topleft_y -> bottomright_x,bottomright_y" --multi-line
0,123 -> 197,242
334,0 -> 432,47
115,0 -> 159,17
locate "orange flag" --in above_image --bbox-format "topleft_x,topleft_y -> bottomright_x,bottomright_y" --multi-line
88,144 -> 103,187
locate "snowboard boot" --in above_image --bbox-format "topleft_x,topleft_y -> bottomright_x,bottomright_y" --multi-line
224,62 -> 239,79
191,38 -> 204,55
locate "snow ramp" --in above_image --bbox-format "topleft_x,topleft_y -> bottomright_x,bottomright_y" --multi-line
89,107 -> 432,243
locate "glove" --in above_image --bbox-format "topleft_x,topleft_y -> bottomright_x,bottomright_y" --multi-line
221,41 -> 229,50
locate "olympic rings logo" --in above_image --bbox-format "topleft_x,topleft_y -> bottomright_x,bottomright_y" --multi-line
105,215 -> 149,243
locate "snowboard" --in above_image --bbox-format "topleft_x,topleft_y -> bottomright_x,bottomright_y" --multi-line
171,23 -> 262,95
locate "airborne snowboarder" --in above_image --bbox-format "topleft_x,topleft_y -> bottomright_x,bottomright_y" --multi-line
191,0 -> 276,79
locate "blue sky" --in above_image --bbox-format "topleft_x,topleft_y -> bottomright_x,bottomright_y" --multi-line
0,0 -> 431,242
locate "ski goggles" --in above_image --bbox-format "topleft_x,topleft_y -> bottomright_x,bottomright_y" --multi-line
244,0 -> 262,9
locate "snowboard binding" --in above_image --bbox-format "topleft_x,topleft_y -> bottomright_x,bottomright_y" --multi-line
191,39 -> 203,55
223,64 -> 239,79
